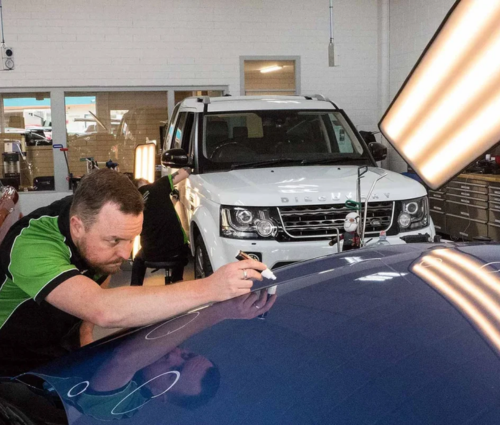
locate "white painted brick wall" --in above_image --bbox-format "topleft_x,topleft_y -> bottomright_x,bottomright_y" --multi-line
387,0 -> 455,172
0,0 -> 379,131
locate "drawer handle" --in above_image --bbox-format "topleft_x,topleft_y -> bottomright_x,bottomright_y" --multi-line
495,219 -> 500,224
460,192 -> 469,196
461,199 -> 470,204
433,206 -> 442,211
460,212 -> 469,217
494,191 -> 500,195
459,231 -> 469,237
461,185 -> 470,190
435,225 -> 441,230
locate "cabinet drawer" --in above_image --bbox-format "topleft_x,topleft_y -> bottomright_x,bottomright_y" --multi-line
446,201 -> 487,222
429,198 -> 445,213
488,209 -> 500,226
431,210 -> 446,233
445,195 -> 488,209
429,191 -> 445,200
446,214 -> 488,241
447,188 -> 488,201
489,185 -> 500,197
488,223 -> 500,242
448,180 -> 488,194
490,201 -> 500,211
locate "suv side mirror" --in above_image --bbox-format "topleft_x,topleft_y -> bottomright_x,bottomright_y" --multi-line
368,142 -> 387,161
162,148 -> 191,167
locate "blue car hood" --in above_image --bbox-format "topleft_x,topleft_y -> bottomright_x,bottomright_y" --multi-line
25,243 -> 500,424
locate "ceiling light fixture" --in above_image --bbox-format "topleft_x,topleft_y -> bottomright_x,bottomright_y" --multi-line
379,0 -> 500,189
260,65 -> 283,74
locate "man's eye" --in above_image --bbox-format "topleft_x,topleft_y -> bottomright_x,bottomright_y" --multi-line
109,239 -> 119,246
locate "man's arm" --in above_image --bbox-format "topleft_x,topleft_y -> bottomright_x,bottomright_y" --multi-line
79,276 -> 111,346
46,259 -> 266,328
171,167 -> 191,185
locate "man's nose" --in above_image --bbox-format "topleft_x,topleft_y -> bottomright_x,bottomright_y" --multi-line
117,243 -> 132,260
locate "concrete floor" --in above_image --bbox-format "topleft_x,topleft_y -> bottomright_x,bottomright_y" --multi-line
93,257 -> 195,340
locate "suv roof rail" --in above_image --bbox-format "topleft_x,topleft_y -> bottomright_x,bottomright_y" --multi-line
303,94 -> 339,109
303,94 -> 328,101
197,96 -> 211,105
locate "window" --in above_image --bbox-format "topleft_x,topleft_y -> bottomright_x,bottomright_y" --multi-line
202,110 -> 368,170
0,93 -> 53,190
242,58 -> 298,96
65,91 -> 168,177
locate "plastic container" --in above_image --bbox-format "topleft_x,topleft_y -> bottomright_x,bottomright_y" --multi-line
374,230 -> 390,246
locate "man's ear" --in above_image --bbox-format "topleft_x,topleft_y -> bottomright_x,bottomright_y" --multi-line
70,215 -> 86,239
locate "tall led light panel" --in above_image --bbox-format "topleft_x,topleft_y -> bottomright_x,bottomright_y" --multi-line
379,0 -> 500,189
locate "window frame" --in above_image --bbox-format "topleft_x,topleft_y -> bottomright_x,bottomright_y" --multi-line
0,86 -> 227,194
240,56 -> 301,96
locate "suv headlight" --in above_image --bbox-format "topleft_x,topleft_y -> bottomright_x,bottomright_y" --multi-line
221,207 -> 278,239
398,196 -> 429,231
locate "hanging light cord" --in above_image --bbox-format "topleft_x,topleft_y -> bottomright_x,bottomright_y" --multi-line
0,0 -> 5,45
329,0 -> 334,43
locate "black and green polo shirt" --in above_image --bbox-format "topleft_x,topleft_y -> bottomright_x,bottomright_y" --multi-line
0,196 -> 107,377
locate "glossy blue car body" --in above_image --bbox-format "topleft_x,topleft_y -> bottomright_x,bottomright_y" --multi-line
7,242 -> 500,424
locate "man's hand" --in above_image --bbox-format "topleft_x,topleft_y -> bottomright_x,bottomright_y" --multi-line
203,259 -> 267,302
212,289 -> 277,320
79,320 -> 95,347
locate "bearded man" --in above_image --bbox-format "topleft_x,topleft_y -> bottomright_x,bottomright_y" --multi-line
0,169 -> 265,377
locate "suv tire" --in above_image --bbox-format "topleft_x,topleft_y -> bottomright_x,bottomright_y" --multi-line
194,234 -> 213,278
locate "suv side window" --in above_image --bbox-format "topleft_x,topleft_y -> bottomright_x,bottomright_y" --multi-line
173,112 -> 195,150
164,103 -> 181,150
173,113 -> 188,149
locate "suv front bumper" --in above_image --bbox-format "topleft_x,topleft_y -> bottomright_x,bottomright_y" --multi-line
211,224 -> 436,271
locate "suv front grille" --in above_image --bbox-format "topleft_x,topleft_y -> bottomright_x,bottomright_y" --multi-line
277,202 -> 394,240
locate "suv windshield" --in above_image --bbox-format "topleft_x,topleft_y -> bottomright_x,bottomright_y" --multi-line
202,110 -> 370,171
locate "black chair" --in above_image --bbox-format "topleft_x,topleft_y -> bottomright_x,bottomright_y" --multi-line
144,256 -> 189,285
233,126 -> 248,140
33,176 -> 55,191
205,121 -> 228,158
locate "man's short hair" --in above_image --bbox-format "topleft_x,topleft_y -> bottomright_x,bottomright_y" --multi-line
167,364 -> 221,410
70,169 -> 144,228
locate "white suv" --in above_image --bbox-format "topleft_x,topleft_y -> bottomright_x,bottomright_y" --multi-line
162,95 -> 435,277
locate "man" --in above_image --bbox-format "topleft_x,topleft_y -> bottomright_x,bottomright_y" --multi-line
0,169 -> 266,378
131,167 -> 191,286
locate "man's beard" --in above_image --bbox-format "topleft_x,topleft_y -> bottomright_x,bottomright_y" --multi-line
76,239 -> 122,275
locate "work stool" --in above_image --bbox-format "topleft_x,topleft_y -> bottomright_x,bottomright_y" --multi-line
144,257 -> 188,285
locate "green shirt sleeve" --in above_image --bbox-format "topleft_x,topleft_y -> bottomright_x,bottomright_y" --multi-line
8,217 -> 80,303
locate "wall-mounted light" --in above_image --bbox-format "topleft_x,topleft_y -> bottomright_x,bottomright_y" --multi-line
379,0 -> 500,189
134,143 -> 155,183
260,65 -> 283,74
133,143 -> 156,258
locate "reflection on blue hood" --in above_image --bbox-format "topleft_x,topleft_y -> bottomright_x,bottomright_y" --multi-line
26,243 -> 500,425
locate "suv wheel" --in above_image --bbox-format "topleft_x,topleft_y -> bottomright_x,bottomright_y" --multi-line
194,235 -> 213,279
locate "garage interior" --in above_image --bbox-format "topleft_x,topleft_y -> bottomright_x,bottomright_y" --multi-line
4,1 -> 500,423
2,0 -> 498,312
